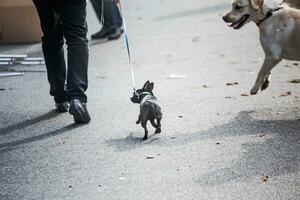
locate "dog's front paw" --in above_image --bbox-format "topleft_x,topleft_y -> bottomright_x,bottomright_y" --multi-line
142,136 -> 148,140
155,128 -> 161,134
261,76 -> 270,91
250,87 -> 259,95
260,80 -> 269,91
261,72 -> 271,91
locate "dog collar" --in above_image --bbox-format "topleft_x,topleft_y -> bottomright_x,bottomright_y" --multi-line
256,7 -> 283,27
138,92 -> 153,100
139,92 -> 153,96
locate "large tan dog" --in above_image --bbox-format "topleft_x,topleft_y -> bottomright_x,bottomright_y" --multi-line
223,0 -> 300,95
283,0 -> 300,8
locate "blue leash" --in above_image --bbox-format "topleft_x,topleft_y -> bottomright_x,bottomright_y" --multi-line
117,0 -> 136,93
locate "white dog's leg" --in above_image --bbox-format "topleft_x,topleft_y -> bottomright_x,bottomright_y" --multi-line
250,56 -> 281,95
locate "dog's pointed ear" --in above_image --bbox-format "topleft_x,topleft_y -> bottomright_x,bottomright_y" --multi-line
148,82 -> 154,91
143,81 -> 150,89
250,0 -> 264,10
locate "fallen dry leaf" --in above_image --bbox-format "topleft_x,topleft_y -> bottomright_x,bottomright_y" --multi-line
226,82 -> 239,86
203,85 -> 208,88
192,37 -> 200,42
260,175 -> 269,183
259,134 -> 266,138
241,93 -> 249,96
279,91 -> 292,97
146,156 -> 155,159
288,79 -> 300,84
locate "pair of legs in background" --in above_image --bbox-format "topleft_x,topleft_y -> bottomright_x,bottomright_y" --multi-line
33,0 -> 91,123
90,0 -> 123,40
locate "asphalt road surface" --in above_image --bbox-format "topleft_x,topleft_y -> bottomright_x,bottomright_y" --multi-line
0,0 -> 299,199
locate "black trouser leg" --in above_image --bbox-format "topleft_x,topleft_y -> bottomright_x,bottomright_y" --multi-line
56,0 -> 89,103
103,0 -> 122,29
90,0 -> 122,29
33,0 -> 67,103
90,0 -> 103,23
109,0 -> 123,29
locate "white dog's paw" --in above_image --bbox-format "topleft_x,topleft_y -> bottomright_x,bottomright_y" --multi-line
261,73 -> 271,91
261,79 -> 270,91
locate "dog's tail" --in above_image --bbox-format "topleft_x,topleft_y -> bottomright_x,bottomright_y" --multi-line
282,0 -> 300,9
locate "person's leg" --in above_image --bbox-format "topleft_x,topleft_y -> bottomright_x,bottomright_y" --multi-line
90,0 -> 103,23
103,0 -> 115,28
91,0 -> 123,40
56,0 -> 90,123
33,0 -> 68,107
109,0 -> 122,29
91,0 -> 112,39
56,0 -> 88,103
105,0 -> 123,40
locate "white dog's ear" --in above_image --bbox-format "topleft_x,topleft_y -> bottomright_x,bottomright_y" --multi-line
250,0 -> 264,10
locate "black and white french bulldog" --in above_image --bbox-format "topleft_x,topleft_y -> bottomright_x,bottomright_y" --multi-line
130,81 -> 162,140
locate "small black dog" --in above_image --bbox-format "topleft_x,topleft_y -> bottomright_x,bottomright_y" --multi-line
130,81 -> 162,140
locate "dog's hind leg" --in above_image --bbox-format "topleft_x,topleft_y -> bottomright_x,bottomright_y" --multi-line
141,121 -> 148,140
155,118 -> 161,134
136,115 -> 141,124
250,56 -> 281,95
261,72 -> 271,91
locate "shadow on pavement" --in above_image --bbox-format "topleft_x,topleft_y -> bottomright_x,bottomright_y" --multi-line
156,3 -> 229,21
0,110 -> 86,153
89,39 -> 109,47
106,111 -> 299,157
195,113 -> 300,186
107,111 -> 299,185
0,110 -> 60,136
105,132 -> 162,152
0,124 -> 82,154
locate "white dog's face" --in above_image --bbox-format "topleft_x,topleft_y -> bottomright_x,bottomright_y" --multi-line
223,0 -> 264,29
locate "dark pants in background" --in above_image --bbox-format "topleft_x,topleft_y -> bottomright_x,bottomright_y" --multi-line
90,0 -> 122,30
33,0 -> 89,103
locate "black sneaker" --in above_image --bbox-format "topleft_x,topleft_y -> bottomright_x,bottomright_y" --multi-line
91,26 -> 111,40
55,102 -> 69,113
108,28 -> 124,40
69,99 -> 91,123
